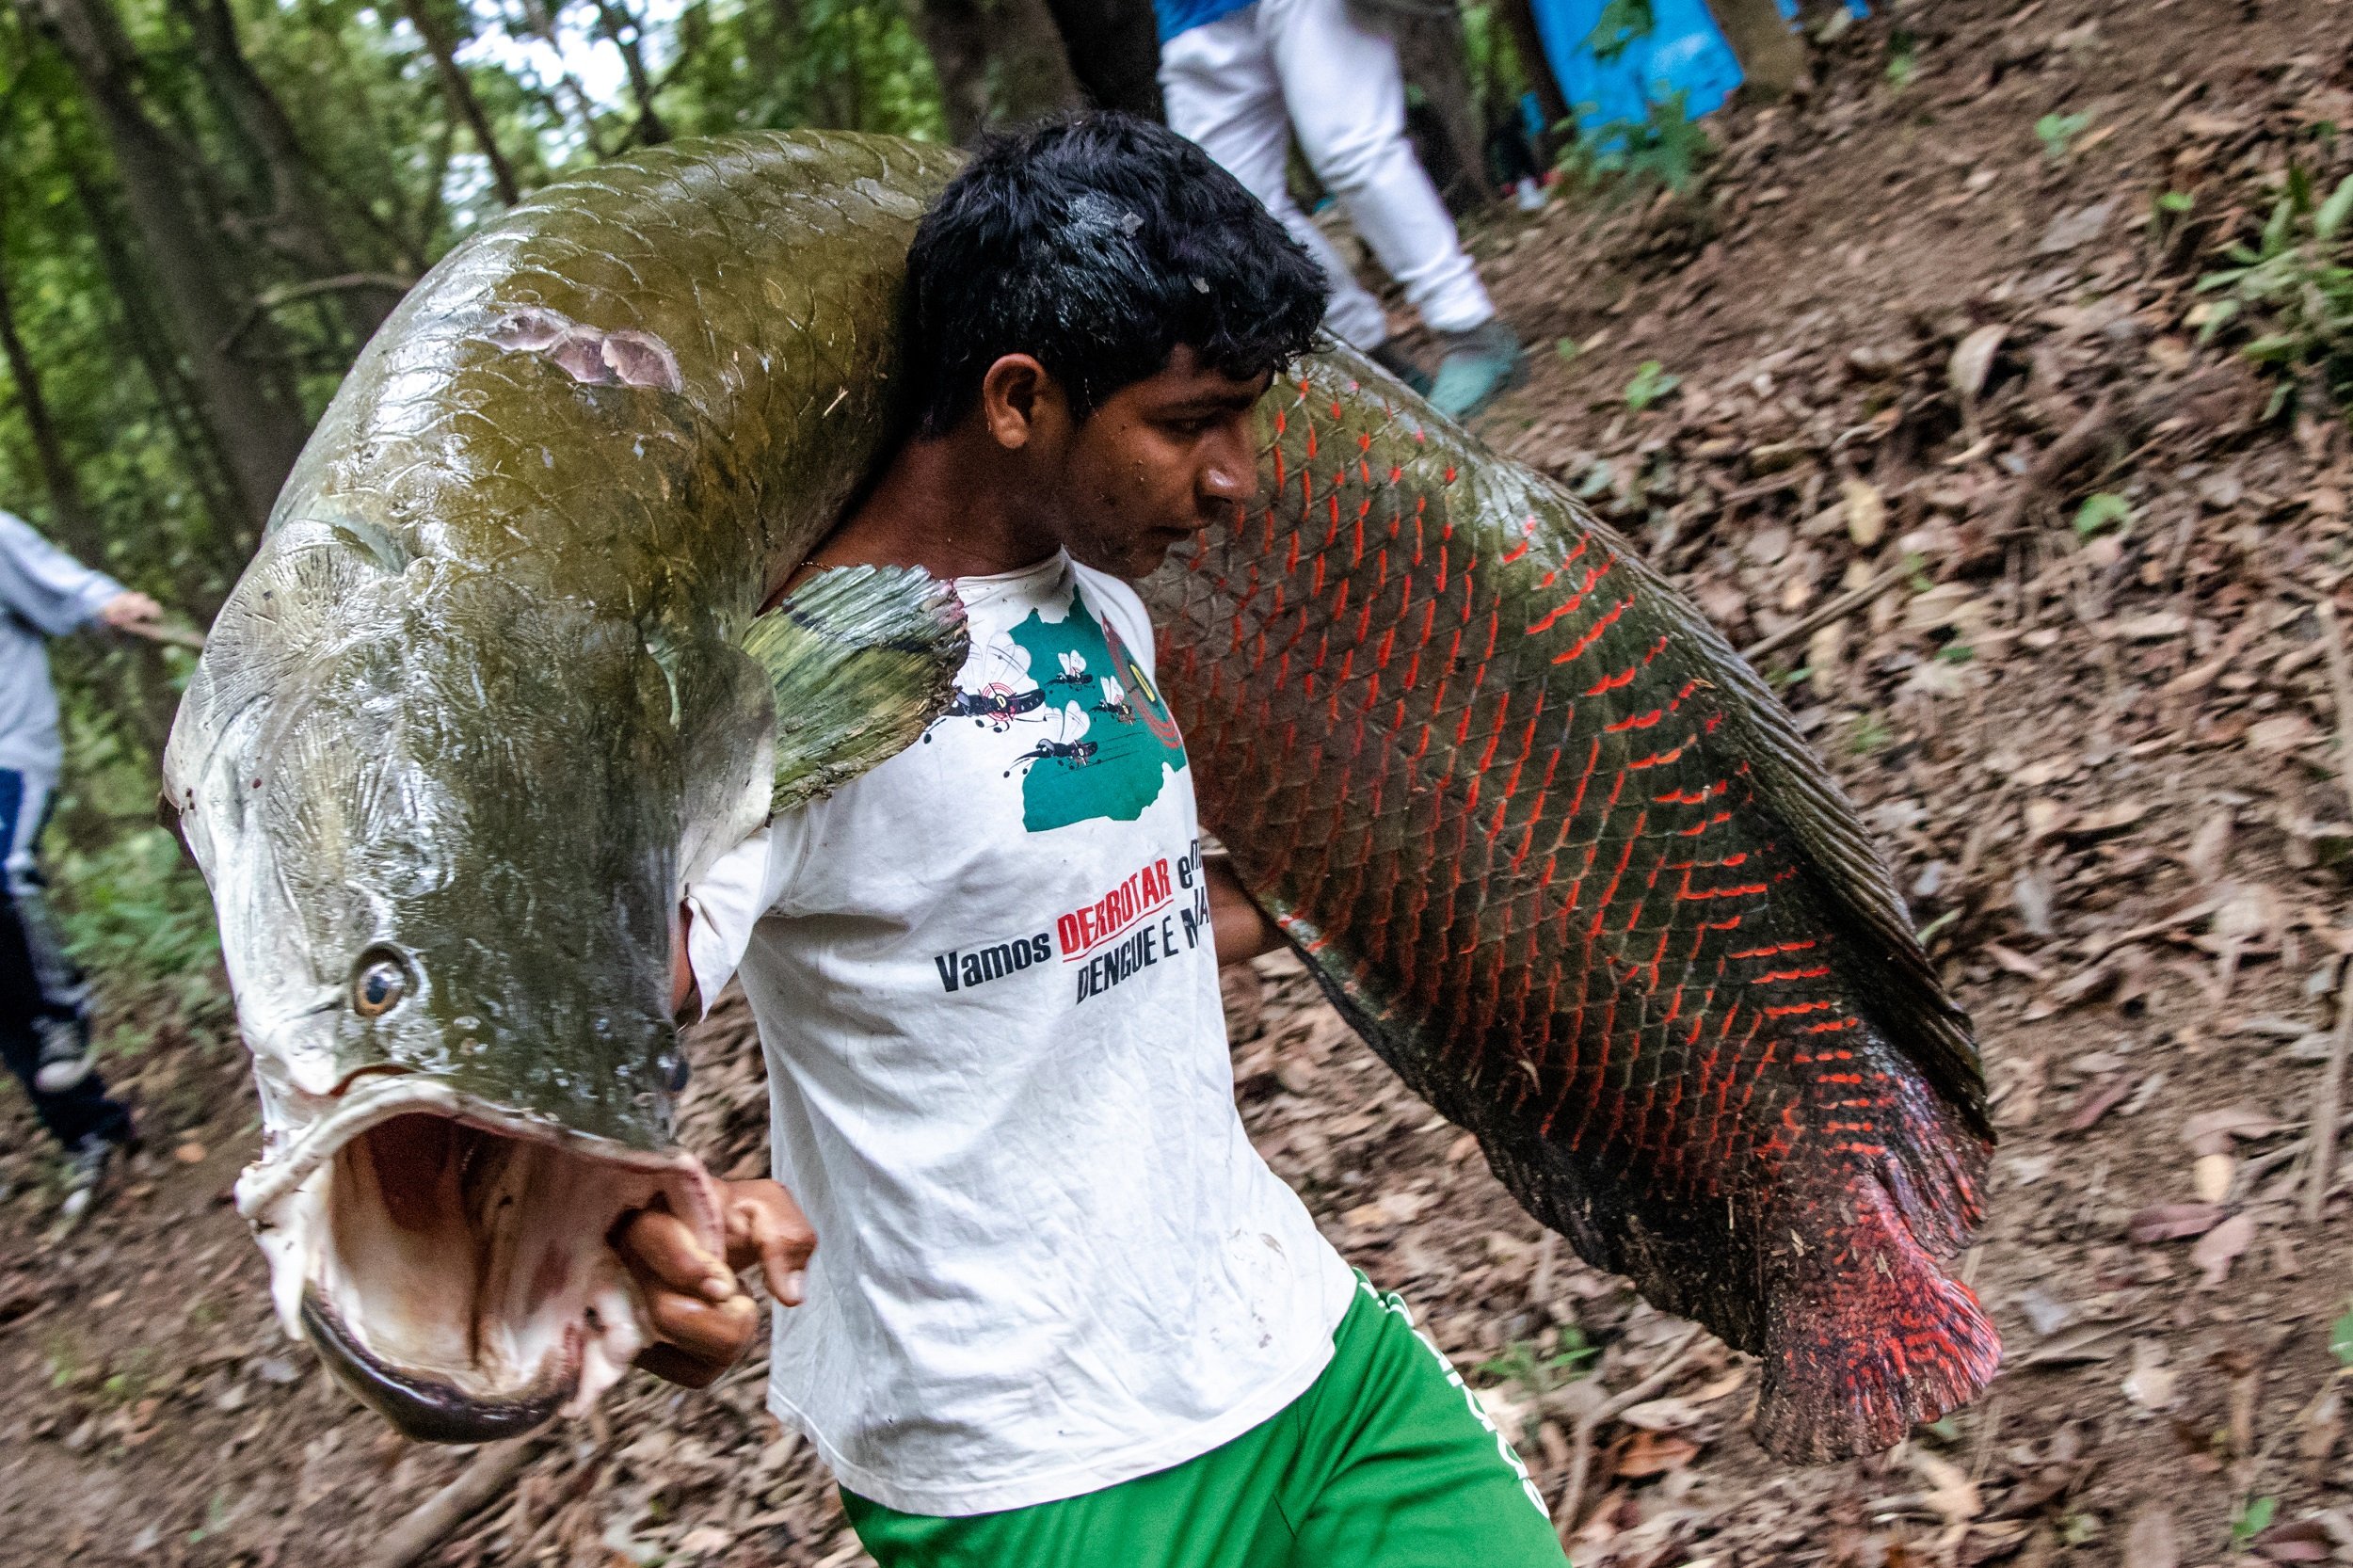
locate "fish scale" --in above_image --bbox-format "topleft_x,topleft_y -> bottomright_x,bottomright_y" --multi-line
1147,358 -> 1997,1461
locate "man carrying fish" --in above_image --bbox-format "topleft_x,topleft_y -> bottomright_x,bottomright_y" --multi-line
617,118 -> 1572,1565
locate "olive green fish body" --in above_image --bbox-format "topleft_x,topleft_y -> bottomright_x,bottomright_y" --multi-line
164,135 -> 961,1439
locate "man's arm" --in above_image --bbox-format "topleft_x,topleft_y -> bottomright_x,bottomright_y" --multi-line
608,892 -> 817,1388
0,511 -> 156,636
1207,856 -> 1284,968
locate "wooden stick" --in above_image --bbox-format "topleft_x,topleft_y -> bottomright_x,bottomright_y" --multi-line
2312,601 -> 2353,1226
1742,558 -> 1913,663
360,1435 -> 546,1568
2319,601 -> 2353,824
1552,1323 -> 1706,1539
117,619 -> 207,651
2310,956 -> 2353,1225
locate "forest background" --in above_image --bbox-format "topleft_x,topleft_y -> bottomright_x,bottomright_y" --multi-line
0,0 -> 1556,1057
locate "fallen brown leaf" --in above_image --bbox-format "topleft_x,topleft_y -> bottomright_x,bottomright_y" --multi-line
2126,1202 -> 2224,1242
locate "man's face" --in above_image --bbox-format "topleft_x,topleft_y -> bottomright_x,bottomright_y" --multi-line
1045,345 -> 1269,580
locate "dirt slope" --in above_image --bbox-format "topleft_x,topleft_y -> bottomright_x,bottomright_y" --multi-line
5,2 -> 2352,1562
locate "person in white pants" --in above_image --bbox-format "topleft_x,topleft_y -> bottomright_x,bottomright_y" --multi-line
1157,0 -> 1522,419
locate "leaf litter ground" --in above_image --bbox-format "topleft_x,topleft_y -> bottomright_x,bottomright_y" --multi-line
6,1 -> 2353,1561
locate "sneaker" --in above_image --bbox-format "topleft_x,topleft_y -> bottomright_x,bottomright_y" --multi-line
1366,340 -> 1433,397
58,1135 -> 113,1223
31,1013 -> 95,1095
1428,319 -> 1524,422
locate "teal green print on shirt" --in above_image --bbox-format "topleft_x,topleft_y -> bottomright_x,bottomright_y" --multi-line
1002,589 -> 1188,833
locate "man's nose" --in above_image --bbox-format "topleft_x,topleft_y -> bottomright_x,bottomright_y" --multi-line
1200,430 -> 1259,510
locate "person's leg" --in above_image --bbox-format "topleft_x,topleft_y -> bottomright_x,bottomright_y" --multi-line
0,767 -> 130,1160
1256,0 -> 1520,416
1274,1278 -> 1568,1566
1258,0 -> 1493,335
1160,15 -> 1394,351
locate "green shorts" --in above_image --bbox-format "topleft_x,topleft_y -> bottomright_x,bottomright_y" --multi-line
842,1276 -> 1571,1568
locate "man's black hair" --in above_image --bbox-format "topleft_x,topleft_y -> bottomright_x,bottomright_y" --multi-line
904,113 -> 1329,436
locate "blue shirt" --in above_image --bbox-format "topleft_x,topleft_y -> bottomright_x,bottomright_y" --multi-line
1155,0 -> 1254,42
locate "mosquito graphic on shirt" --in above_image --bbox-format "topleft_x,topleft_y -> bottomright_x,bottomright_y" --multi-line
932,639 -> 1048,736
1005,700 -> 1098,776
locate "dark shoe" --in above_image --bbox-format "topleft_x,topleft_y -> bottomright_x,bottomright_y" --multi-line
1366,340 -> 1433,397
1428,319 -> 1524,421
31,1012 -> 95,1095
59,1134 -> 114,1223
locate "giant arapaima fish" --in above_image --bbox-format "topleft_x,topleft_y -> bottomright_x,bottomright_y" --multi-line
161,132 -> 1996,1463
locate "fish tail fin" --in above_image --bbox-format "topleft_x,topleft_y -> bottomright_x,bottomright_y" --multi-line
1752,1173 -> 2001,1462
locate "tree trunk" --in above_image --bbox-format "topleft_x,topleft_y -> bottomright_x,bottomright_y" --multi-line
1383,6 -> 1493,208
590,0 -> 672,145
66,159 -> 249,587
396,0 -> 523,203
1703,0 -> 1808,98
1038,0 -> 1160,119
166,0 -> 401,335
519,0 -> 613,158
1493,0 -> 1570,153
24,0 -> 312,545
910,0 -> 1080,143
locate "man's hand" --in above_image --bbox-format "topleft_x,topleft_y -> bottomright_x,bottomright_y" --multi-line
614,1178 -> 815,1388
97,591 -> 163,631
1206,857 -> 1283,968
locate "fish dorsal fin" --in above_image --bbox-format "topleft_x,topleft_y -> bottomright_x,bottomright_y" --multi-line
742,565 -> 969,815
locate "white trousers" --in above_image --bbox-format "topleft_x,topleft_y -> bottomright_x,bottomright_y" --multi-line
1160,0 -> 1497,349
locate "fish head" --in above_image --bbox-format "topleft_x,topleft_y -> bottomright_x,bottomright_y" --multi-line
163,517 -> 744,1442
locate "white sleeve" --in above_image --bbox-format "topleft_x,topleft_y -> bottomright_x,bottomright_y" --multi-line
0,511 -> 125,636
681,812 -> 808,1011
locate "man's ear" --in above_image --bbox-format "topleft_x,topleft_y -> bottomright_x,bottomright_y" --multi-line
978,354 -> 1064,451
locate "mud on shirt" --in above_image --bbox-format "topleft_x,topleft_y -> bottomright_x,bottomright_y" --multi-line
685,552 -> 1356,1517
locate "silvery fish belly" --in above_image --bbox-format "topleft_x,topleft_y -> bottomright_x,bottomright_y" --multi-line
161,134 -> 967,1443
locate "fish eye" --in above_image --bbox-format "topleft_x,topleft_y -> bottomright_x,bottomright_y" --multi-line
351,950 -> 411,1017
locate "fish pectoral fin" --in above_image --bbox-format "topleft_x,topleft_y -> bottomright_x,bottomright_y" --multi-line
743,565 -> 969,813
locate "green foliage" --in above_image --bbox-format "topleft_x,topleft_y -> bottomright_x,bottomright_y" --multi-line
1558,91 -> 1712,198
2073,492 -> 2133,536
2196,167 -> 2353,418
1623,360 -> 1681,410
1581,0 -> 1654,64
2231,1495 -> 2279,1550
1884,32 -> 1918,89
2036,111 -> 2092,163
1479,1329 -> 1597,1396
1849,710 -> 1893,755
2329,1302 -> 2353,1366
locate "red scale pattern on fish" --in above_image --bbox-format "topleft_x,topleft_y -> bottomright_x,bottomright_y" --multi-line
1150,362 -> 1998,1464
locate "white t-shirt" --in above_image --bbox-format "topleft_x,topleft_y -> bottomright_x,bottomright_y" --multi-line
685,552 -> 1356,1517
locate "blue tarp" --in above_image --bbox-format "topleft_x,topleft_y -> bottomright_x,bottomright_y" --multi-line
1530,0 -> 1858,142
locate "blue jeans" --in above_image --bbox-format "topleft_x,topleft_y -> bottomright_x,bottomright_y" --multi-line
0,767 -> 130,1151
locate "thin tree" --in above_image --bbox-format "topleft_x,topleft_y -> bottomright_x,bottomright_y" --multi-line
0,225 -> 101,555
396,0 -> 522,204
910,0 -> 1080,143
166,0 -> 404,334
1038,0 -> 1160,119
590,0 -> 670,145
20,0 -> 312,543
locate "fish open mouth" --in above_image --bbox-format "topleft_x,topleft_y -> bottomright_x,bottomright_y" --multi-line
239,1080 -> 723,1444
